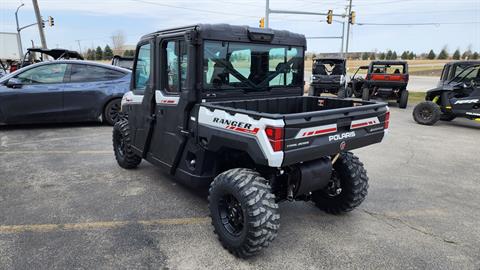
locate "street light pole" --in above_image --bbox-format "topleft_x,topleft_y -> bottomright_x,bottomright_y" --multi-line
32,0 -> 47,49
345,0 -> 353,57
265,0 -> 270,28
15,3 -> 25,58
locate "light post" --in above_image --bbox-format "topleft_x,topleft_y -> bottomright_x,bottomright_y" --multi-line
15,3 -> 25,57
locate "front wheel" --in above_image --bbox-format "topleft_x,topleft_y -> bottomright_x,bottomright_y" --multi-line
311,152 -> 369,215
113,120 -> 141,169
208,168 -> 280,258
398,90 -> 409,109
412,101 -> 441,125
362,87 -> 370,101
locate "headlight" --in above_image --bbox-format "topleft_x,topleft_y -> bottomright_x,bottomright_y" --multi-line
310,75 -> 315,82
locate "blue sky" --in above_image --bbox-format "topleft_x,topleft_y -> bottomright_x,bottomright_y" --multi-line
1,0 -> 479,54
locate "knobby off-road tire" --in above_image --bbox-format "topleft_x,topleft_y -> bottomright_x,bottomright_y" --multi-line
398,90 -> 409,109
113,120 -> 141,169
208,168 -> 280,258
311,152 -> 369,215
412,101 -> 441,125
362,87 -> 370,101
337,88 -> 346,98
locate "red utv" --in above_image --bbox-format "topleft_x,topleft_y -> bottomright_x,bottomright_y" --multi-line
361,60 -> 409,108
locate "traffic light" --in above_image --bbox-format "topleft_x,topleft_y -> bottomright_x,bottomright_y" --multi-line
349,11 -> 356,24
41,20 -> 45,28
259,17 -> 265,28
48,16 -> 54,27
326,10 -> 333,24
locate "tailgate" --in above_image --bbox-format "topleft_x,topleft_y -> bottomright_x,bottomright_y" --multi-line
282,101 -> 389,166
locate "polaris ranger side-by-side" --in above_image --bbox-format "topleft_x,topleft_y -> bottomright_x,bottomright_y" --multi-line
113,24 -> 389,258
361,61 -> 410,109
413,63 -> 480,125
308,58 -> 348,97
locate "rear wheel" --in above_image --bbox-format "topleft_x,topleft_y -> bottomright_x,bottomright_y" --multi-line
209,168 -> 279,258
337,88 -> 346,98
311,152 -> 369,214
398,90 -> 409,109
412,101 -> 441,125
362,87 -> 370,101
104,98 -> 122,125
113,120 -> 141,169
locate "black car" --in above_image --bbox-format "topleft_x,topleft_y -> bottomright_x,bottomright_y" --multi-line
0,60 -> 131,125
413,63 -> 480,125
308,58 -> 347,97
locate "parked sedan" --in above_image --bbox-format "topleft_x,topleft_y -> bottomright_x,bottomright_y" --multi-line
0,60 -> 131,125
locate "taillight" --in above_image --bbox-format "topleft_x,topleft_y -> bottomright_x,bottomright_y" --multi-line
403,74 -> 409,82
365,74 -> 371,80
265,126 -> 283,152
384,111 -> 390,129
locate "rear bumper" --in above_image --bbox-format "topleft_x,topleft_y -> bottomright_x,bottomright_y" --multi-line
366,80 -> 408,89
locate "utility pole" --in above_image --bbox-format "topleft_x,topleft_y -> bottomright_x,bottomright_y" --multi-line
265,0 -> 270,28
345,0 -> 353,57
75,40 -> 82,54
32,0 -> 47,49
15,3 -> 25,58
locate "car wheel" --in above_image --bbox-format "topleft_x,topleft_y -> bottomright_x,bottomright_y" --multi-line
362,87 -> 370,101
311,152 -> 369,215
398,90 -> 409,109
208,168 -> 279,258
104,98 -> 122,125
412,101 -> 441,125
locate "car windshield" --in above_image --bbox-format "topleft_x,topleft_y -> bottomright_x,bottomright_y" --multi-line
450,64 -> 480,83
371,64 -> 405,74
203,41 -> 303,92
313,59 -> 345,76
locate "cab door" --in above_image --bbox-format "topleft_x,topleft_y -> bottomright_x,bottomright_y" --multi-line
147,37 -> 189,168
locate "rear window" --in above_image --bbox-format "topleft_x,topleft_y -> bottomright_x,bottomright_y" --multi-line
313,60 -> 345,76
370,64 -> 405,74
70,64 -> 125,83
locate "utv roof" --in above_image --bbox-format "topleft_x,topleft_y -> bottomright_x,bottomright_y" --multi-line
26,48 -> 84,60
140,24 -> 306,47
370,60 -> 407,65
445,60 -> 480,66
313,57 -> 346,61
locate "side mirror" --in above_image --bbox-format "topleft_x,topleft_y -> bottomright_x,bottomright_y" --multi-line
6,78 -> 23,89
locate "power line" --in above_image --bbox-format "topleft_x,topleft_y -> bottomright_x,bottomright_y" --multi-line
357,21 -> 480,26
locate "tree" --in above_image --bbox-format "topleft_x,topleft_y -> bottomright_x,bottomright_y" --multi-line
95,46 -> 103,60
452,49 -> 461,60
408,51 -> 415,60
427,50 -> 436,60
361,52 -> 369,60
472,52 -> 479,60
392,51 -> 398,60
86,48 -> 95,60
386,50 -> 393,60
437,47 -> 448,60
123,50 -> 135,57
369,52 -> 376,60
111,30 -> 126,53
401,51 -> 409,60
104,45 -> 113,60
379,52 -> 386,60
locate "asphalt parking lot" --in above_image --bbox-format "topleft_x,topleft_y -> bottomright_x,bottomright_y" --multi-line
0,105 -> 479,270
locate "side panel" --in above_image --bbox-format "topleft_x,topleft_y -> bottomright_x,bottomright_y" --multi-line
197,106 -> 284,167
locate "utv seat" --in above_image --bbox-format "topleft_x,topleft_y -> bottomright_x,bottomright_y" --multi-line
331,65 -> 344,75
314,65 -> 327,75
394,69 -> 401,74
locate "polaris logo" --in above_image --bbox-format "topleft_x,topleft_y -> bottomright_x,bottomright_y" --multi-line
455,99 -> 479,104
329,131 -> 356,141
212,117 -> 252,129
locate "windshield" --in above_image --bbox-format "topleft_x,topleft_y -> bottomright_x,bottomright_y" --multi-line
313,59 -> 345,76
370,64 -> 406,74
450,64 -> 480,83
203,41 -> 303,91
